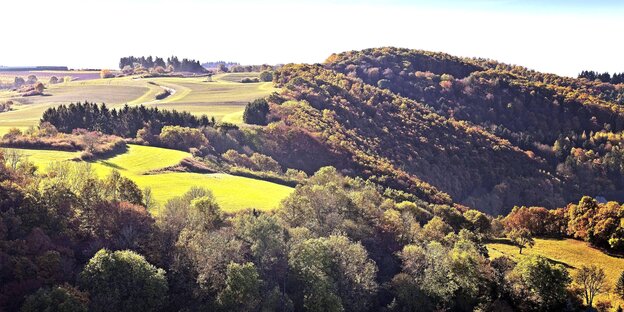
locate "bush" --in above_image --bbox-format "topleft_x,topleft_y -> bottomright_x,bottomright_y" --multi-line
259,71 -> 273,82
155,89 -> 171,100
14,76 -> 25,87
34,82 -> 44,93
26,75 -> 38,84
100,69 -> 115,79
243,98 -> 270,125
241,77 -> 260,83
159,125 -> 208,151
49,76 -> 59,84
249,153 -> 282,173
122,65 -> 134,75
0,101 -> 12,113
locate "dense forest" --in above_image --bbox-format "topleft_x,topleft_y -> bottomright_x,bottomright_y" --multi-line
246,47 -> 624,214
266,63 -> 560,214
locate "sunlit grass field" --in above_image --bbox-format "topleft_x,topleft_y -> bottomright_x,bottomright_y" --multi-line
488,238 -> 624,307
147,74 -> 276,121
0,71 -> 286,212
8,144 -> 293,213
0,78 -> 155,130
0,72 -> 276,133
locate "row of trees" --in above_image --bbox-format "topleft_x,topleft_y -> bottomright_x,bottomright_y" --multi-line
119,56 -> 206,73
201,61 -> 239,69
218,64 -> 274,73
579,70 -> 624,84
41,102 -> 214,138
503,196 -> 624,252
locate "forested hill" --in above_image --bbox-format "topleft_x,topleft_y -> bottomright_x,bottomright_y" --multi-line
269,64 -> 562,215
264,47 -> 624,215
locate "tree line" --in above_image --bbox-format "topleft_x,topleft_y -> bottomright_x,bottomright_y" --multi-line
41,102 -> 214,138
503,196 -> 624,253
579,70 -> 624,84
119,56 -> 206,73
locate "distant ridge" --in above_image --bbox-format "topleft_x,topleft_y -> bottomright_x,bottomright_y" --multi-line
0,66 -> 68,71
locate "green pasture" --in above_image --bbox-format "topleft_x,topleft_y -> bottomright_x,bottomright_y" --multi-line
6,144 -> 293,213
0,72 -> 276,133
145,74 -> 276,120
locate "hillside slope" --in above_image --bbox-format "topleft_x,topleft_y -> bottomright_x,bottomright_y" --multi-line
268,64 -> 565,215
324,47 -> 624,201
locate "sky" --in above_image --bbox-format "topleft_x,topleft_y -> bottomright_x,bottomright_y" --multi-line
2,0 -> 623,77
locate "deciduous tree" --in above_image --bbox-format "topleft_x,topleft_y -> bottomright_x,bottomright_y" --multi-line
575,265 -> 607,308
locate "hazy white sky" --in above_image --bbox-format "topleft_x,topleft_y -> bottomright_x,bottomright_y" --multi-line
2,0 -> 623,77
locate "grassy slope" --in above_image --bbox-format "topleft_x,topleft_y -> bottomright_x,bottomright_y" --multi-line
0,78 -> 156,131
4,148 -> 81,167
145,73 -> 276,121
0,72 -> 277,136
1,72 -> 287,210
10,144 -> 293,213
488,238 -> 624,307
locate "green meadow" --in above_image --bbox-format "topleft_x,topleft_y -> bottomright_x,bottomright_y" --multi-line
146,74 -> 276,121
0,72 -> 277,135
8,144 -> 293,213
1,72 -> 285,213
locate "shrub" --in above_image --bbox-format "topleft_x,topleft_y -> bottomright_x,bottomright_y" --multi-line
26,75 -> 38,84
249,153 -> 282,173
222,149 -> 255,168
241,77 -> 260,83
100,69 -> 115,79
14,76 -> 25,87
152,66 -> 166,74
259,71 -> 273,82
0,101 -> 12,113
243,98 -> 270,125
49,76 -> 59,84
155,89 -> 171,100
159,125 -> 208,151
34,82 -> 44,93
122,65 -> 134,75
